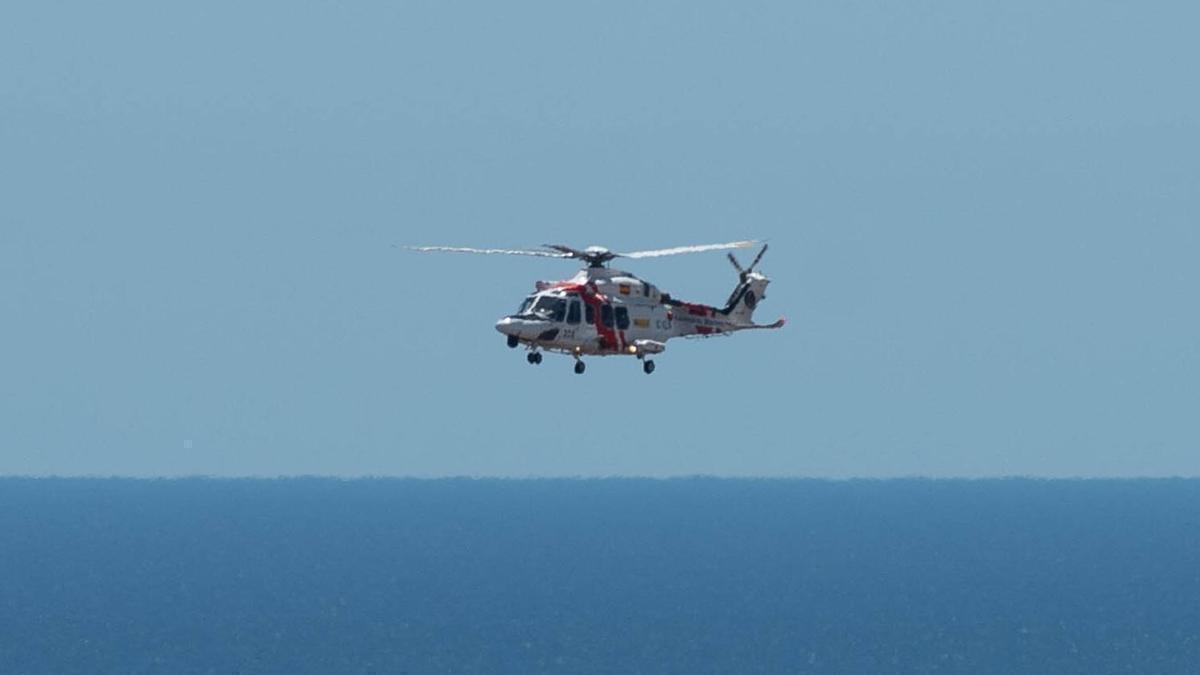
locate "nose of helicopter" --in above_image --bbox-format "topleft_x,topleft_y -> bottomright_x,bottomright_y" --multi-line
495,316 -> 555,340
495,316 -> 519,336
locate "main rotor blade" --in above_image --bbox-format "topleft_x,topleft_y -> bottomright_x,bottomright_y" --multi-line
543,244 -> 588,257
406,245 -> 569,259
619,240 -> 758,259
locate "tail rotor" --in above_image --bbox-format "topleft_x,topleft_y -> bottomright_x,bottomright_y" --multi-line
728,243 -> 768,281
726,243 -> 769,307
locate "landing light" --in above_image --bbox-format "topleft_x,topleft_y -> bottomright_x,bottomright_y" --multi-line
627,345 -> 638,354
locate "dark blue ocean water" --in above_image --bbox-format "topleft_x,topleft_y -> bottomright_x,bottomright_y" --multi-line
2,478 -> 1198,674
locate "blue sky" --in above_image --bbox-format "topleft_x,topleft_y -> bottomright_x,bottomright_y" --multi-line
2,1 -> 1197,477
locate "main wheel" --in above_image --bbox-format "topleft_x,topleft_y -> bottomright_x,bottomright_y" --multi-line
574,361 -> 586,375
643,360 -> 655,374
527,352 -> 542,365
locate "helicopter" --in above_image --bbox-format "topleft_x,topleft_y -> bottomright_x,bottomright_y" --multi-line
408,240 -> 784,374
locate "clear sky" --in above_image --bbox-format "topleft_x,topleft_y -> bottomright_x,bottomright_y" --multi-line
3,1 -> 1197,477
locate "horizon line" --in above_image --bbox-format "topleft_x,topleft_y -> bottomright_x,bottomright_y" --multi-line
3,473 -> 1199,481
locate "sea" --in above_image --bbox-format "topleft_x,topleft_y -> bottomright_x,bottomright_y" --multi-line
2,478 -> 1198,674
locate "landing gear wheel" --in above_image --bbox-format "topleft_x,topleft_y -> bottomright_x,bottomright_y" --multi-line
643,360 -> 655,374
527,352 -> 543,365
507,335 -> 520,348
574,361 -> 586,375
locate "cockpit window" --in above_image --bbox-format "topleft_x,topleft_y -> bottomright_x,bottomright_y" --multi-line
567,300 -> 581,325
530,295 -> 567,322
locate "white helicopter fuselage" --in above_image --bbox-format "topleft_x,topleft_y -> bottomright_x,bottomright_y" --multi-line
408,239 -> 781,373
494,266 -> 782,361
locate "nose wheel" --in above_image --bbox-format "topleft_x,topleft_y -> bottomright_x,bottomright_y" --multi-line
526,351 -> 543,365
642,359 -> 655,374
507,335 -> 520,348
574,360 -> 586,375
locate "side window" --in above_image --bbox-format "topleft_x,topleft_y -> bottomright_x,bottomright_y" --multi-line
615,306 -> 630,330
585,303 -> 595,325
601,304 -> 614,328
567,300 -> 581,325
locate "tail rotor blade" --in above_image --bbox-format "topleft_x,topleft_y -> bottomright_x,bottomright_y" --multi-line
746,244 -> 769,273
727,253 -> 745,275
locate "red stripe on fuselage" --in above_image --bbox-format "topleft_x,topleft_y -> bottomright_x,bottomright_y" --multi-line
553,282 -> 620,352
679,301 -> 716,317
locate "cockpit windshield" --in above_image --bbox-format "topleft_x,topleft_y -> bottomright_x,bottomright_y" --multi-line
517,296 -> 535,315
529,295 -> 567,322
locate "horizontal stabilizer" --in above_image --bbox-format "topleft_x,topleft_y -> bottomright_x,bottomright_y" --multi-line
733,318 -> 786,331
